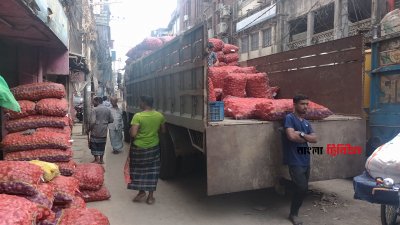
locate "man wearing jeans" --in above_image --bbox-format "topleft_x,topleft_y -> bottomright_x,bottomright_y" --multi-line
283,94 -> 318,225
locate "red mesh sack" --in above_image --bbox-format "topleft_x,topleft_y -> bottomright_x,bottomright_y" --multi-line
4,100 -> 36,120
124,157 -> 131,185
69,195 -> 86,209
216,51 -> 225,62
11,82 -> 66,101
215,62 -> 227,67
58,208 -> 109,225
25,183 -> 54,221
26,183 -> 55,209
141,37 -> 163,50
55,161 -> 76,176
81,186 -> 111,202
53,195 -> 86,211
222,44 -> 239,54
208,67 -> 229,88
208,78 -> 216,102
208,38 -> 224,51
227,62 -> 239,66
246,73 -> 271,98
37,126 -> 72,137
224,97 -> 270,119
254,99 -> 293,121
222,73 -> 247,98
254,99 -> 333,121
215,88 -> 223,101
5,149 -> 73,162
159,36 -> 175,44
225,53 -> 239,63
0,194 -> 39,225
37,98 -> 68,117
2,131 -> 71,152
5,115 -> 69,133
50,176 -> 79,203
267,86 -> 280,99
73,163 -> 104,191
39,211 -> 60,225
232,66 -> 258,73
0,161 -> 43,196
305,101 -> 333,120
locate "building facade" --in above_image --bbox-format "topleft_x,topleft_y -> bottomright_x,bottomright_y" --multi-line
235,0 -> 389,61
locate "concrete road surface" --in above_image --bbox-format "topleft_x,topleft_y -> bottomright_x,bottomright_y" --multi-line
72,125 -> 382,225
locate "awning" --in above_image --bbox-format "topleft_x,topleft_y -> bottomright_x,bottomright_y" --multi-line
0,0 -> 68,49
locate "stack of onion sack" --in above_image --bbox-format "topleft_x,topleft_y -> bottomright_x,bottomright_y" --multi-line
3,82 -> 76,177
0,161 -> 58,224
208,38 -> 240,66
126,36 -> 176,62
73,163 -> 111,203
223,97 -> 333,121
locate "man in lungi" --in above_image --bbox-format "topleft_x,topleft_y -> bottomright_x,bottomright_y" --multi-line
283,94 -> 318,225
88,96 -> 114,164
109,97 -> 124,154
128,95 -> 166,205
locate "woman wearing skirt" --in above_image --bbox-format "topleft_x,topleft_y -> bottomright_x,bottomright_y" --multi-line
128,95 -> 166,204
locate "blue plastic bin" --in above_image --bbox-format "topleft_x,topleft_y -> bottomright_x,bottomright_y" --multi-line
209,101 -> 224,121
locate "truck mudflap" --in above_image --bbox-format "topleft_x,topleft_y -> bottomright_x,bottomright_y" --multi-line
206,116 -> 366,196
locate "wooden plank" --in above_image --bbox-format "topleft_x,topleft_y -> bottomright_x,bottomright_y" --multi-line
249,35 -> 362,65
267,48 -> 361,72
266,63 -> 363,115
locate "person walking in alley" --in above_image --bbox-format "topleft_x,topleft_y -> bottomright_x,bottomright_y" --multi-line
109,97 -> 124,154
88,96 -> 114,164
102,96 -> 112,108
283,94 -> 317,225
128,95 -> 166,205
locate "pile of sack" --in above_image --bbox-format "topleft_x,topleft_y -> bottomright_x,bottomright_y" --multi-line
208,38 -> 240,66
2,82 -> 76,177
207,39 -> 333,121
74,163 -> 111,203
0,160 -> 109,225
126,36 -> 176,63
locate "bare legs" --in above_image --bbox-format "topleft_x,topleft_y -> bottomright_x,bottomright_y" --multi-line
133,191 -> 155,204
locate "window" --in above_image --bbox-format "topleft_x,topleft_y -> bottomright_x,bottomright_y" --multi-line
251,33 -> 259,51
263,28 -> 272,47
289,16 -> 307,41
348,0 -> 372,23
241,36 -> 249,53
314,3 -> 334,34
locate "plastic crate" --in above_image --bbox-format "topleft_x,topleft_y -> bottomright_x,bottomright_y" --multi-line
208,101 -> 224,121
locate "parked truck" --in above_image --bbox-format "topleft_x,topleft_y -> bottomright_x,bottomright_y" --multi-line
368,9 -> 400,158
123,24 -> 366,195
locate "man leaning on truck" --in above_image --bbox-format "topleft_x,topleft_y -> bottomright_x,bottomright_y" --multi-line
283,94 -> 318,225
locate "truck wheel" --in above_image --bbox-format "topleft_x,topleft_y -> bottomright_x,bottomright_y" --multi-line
159,130 -> 177,180
381,204 -> 398,225
123,112 -> 131,143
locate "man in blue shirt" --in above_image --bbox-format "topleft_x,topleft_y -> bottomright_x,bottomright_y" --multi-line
283,94 -> 318,225
205,42 -> 219,67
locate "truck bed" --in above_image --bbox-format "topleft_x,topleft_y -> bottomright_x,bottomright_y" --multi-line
206,115 -> 366,195
209,115 -> 362,126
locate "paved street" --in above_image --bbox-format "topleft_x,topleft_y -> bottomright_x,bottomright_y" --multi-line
72,124 -> 382,225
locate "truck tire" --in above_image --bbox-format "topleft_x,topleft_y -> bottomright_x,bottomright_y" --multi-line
159,130 -> 177,180
123,112 -> 131,143
381,204 -> 398,225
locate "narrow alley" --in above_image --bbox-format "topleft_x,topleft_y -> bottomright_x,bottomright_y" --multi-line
71,124 -> 381,225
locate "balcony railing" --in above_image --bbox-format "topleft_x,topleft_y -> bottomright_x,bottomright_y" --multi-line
349,19 -> 372,36
287,18 -> 372,50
